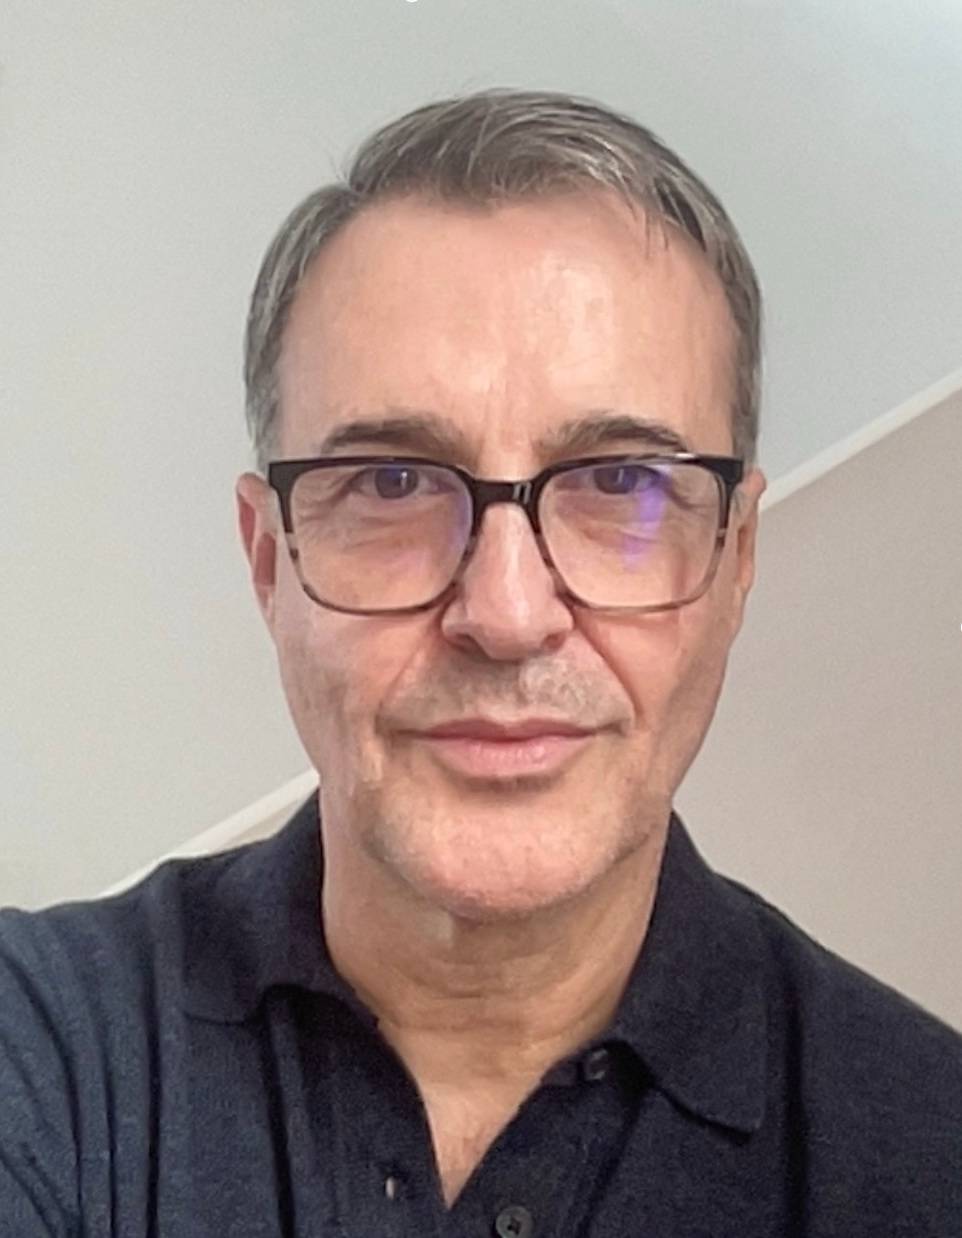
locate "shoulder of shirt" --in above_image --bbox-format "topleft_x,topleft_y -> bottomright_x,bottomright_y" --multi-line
717,869 -> 962,1120
0,836 -> 267,1017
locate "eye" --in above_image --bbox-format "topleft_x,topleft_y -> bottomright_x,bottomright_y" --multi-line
351,466 -> 423,500
591,464 -> 660,495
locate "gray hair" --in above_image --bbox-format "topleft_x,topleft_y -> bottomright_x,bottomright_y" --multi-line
244,88 -> 762,475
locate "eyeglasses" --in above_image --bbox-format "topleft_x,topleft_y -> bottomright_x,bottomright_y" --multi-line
266,452 -> 744,616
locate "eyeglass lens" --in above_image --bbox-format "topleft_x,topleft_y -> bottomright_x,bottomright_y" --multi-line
288,460 -> 723,612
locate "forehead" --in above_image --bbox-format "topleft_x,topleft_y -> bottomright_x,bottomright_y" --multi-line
277,191 -> 737,464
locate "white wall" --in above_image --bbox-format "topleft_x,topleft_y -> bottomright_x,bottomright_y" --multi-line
3,0 -> 961,909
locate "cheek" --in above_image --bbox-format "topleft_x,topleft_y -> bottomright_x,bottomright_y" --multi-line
274,612 -> 343,747
594,600 -> 731,753
275,596 -> 434,749
647,601 -> 736,784
590,611 -> 688,728
268,567 -> 353,749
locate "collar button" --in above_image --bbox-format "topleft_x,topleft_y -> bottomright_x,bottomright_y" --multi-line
581,1046 -> 611,1082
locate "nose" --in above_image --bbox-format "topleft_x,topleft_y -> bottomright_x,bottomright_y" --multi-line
439,502 -> 575,661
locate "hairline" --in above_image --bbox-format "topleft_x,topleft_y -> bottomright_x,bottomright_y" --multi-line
243,92 -> 762,475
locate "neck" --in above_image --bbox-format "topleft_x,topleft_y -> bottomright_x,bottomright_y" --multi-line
321,810 -> 669,1090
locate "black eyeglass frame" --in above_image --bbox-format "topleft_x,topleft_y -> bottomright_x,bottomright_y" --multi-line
266,452 -> 745,617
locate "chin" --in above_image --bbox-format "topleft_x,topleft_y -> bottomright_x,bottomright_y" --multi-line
413,871 -> 591,925
378,800 -> 623,922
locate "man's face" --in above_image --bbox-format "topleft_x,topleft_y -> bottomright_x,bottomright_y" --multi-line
236,191 -> 765,922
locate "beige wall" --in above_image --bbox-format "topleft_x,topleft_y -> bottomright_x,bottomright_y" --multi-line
677,391 -> 962,1030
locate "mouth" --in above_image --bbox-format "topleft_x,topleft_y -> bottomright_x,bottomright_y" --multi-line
405,718 -> 599,780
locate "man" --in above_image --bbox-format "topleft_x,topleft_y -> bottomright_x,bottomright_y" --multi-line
2,88 -> 960,1236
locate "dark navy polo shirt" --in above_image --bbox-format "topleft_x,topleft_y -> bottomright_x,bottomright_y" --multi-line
2,792 -> 961,1236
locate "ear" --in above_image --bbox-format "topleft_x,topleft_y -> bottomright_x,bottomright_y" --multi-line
728,467 -> 766,637
235,472 -> 280,632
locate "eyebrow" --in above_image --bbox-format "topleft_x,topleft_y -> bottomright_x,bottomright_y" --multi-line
312,408 -> 693,462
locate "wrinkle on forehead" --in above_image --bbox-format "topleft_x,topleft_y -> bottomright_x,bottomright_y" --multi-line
278,192 -> 737,466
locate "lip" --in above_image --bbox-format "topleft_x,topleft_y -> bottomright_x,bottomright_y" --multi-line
420,718 -> 595,741
408,718 -> 597,780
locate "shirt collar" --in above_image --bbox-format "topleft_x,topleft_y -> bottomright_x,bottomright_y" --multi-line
182,792 -> 767,1134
